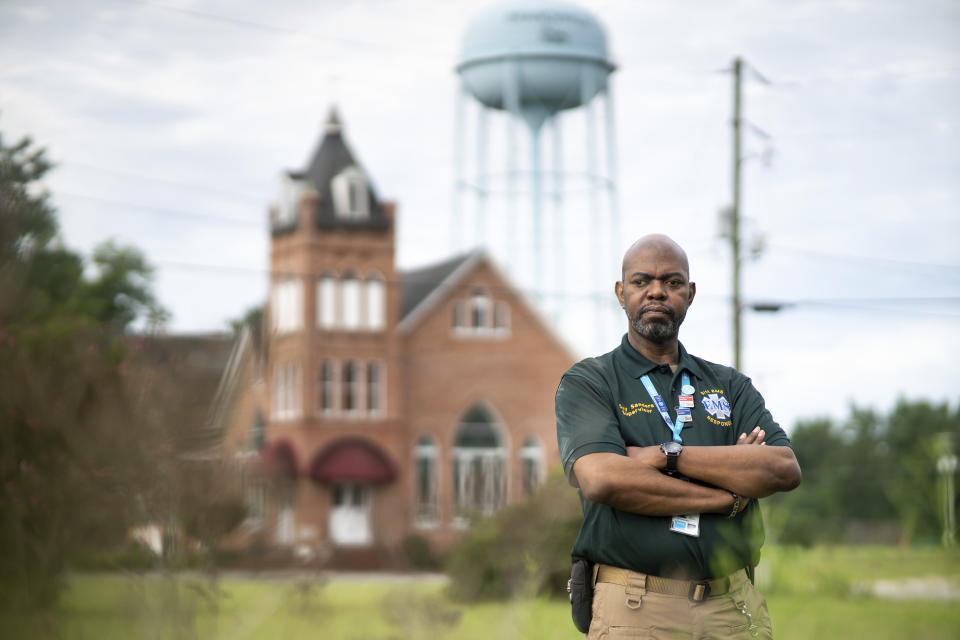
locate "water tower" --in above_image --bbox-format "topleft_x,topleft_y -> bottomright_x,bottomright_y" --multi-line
454,0 -> 618,329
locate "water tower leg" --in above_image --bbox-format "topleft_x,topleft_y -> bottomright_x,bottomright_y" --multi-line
452,82 -> 466,253
476,107 -> 489,249
603,85 -> 620,266
530,124 -> 543,298
581,65 -> 604,353
551,115 -> 564,321
503,61 -> 521,278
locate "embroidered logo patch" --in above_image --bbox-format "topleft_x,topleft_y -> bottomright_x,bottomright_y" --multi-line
620,401 -> 654,416
701,393 -> 731,420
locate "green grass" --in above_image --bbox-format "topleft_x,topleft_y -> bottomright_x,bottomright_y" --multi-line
4,546 -> 959,639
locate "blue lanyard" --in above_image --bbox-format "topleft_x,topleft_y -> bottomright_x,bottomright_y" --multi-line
640,371 -> 690,443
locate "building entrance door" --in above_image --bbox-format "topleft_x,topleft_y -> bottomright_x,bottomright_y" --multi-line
329,484 -> 371,546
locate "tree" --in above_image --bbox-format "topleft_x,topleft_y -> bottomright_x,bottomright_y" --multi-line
0,131 -> 171,608
766,400 -> 959,546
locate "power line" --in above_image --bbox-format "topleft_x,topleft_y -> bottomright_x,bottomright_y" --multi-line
767,243 -> 960,272
111,0 -> 452,59
56,192 -> 263,228
57,160 -> 268,204
144,257 -> 960,316
53,187 -> 960,277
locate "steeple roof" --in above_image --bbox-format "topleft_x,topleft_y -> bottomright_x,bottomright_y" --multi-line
286,106 -> 389,231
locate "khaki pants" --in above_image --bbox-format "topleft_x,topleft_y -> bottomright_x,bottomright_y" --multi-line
587,567 -> 773,639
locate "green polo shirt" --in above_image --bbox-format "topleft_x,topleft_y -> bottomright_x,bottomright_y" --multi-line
555,335 -> 791,580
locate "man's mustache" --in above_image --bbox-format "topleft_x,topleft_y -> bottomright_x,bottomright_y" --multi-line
637,304 -> 675,319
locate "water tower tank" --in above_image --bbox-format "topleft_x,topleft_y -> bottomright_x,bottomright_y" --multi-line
452,1 -> 619,354
457,1 -> 615,131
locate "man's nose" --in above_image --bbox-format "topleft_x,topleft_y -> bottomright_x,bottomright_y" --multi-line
646,279 -> 666,298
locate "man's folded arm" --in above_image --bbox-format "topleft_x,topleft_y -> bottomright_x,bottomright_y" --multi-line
572,452 -> 739,516
672,441 -> 801,498
625,431 -> 802,499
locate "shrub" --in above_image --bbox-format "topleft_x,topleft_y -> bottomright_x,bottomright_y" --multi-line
445,468 -> 582,601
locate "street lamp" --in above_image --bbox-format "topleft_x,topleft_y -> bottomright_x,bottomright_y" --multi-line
937,453 -> 957,548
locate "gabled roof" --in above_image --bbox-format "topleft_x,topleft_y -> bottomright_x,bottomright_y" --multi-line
284,106 -> 390,232
396,249 -> 579,361
399,251 -> 475,320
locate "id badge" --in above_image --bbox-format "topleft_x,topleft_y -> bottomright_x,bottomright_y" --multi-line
669,514 -> 701,537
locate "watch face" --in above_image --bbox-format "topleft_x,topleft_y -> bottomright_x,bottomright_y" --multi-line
662,441 -> 682,455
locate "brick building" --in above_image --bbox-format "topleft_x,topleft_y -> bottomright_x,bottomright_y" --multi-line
219,110 -> 575,566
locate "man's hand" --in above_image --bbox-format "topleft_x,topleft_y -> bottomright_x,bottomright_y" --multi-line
738,426 -> 767,446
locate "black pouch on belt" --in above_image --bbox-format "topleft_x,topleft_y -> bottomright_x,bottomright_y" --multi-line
567,557 -> 594,633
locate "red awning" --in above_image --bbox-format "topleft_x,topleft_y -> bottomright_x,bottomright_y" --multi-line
259,440 -> 299,478
310,438 -> 396,484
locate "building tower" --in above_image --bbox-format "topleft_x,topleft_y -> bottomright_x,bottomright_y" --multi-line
264,108 -> 404,559
453,0 -> 618,345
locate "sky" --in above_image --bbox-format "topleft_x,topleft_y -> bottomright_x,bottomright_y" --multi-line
2,0 -> 958,433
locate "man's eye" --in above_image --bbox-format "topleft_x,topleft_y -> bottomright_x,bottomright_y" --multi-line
668,280 -> 683,287
633,280 -> 647,287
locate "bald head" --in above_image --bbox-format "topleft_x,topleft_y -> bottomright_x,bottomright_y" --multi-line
621,234 -> 690,281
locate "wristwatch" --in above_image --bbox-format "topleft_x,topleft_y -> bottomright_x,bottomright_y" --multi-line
660,441 -> 683,474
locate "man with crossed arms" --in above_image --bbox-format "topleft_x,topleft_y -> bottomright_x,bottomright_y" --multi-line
556,234 -> 801,639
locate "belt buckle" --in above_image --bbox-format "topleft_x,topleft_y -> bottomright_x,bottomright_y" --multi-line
688,580 -> 711,602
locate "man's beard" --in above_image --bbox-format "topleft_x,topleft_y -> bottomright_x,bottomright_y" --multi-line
628,306 -> 685,343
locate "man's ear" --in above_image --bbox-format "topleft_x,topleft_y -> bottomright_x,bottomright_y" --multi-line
688,281 -> 696,305
615,281 -> 624,307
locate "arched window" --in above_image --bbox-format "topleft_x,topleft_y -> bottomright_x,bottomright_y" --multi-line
414,435 -> 438,525
317,274 -> 338,329
453,404 -> 505,519
365,275 -> 385,331
342,273 -> 361,329
521,436 -> 544,496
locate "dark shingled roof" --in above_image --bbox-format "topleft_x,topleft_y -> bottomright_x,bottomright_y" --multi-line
399,252 -> 475,320
278,107 -> 390,234
134,333 -> 236,453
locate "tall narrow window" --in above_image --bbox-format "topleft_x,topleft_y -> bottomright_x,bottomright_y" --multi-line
453,404 -> 505,519
252,411 -> 266,450
414,436 -> 438,525
318,360 -> 335,413
342,274 -> 361,329
469,289 -> 489,329
318,275 -> 338,329
342,361 -> 358,412
271,362 -> 301,420
331,166 -> 369,220
365,276 -> 385,331
271,277 -> 303,334
274,174 -> 305,228
366,362 -> 381,415
521,437 -> 543,496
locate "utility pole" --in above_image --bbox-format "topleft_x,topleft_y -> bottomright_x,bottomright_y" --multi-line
731,57 -> 743,370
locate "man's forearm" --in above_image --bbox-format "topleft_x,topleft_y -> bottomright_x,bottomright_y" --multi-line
573,453 -> 737,516
674,443 -> 801,498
